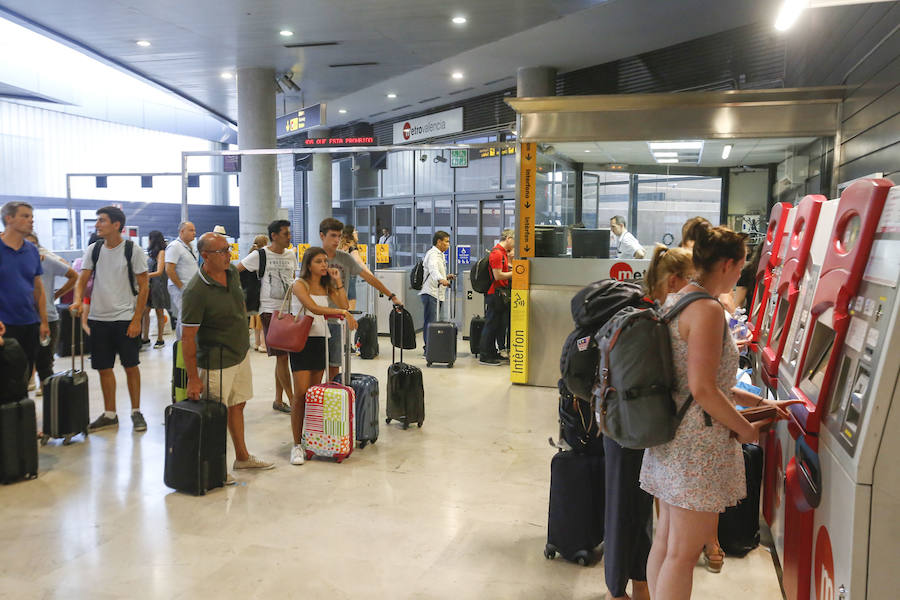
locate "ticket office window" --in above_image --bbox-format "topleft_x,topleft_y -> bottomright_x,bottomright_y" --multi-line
583,171 -> 629,230
635,174 -> 721,247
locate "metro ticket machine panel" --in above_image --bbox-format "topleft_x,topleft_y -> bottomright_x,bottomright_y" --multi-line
749,201 -> 794,344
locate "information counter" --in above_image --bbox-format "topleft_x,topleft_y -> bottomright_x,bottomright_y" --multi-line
519,257 -> 649,388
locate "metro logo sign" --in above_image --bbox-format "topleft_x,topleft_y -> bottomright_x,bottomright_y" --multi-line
402,122 -> 412,141
814,526 -> 835,600
610,262 -> 634,281
392,108 -> 463,144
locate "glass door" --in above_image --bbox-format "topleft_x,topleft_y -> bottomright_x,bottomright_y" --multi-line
393,203 -> 414,268
481,201 -> 504,256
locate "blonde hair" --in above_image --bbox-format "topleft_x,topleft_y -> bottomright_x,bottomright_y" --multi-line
251,234 -> 269,251
644,244 -> 693,301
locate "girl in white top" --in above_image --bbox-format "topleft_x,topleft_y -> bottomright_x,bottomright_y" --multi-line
287,247 -> 357,465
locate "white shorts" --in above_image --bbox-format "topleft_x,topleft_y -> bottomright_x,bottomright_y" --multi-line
200,353 -> 253,407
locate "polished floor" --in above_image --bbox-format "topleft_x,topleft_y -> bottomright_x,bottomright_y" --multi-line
1,323 -> 784,599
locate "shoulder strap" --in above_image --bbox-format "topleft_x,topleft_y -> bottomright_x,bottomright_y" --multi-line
257,248 -> 266,279
124,240 -> 137,296
662,291 -> 715,323
91,240 -> 104,266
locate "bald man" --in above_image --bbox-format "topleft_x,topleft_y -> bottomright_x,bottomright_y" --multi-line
165,221 -> 198,339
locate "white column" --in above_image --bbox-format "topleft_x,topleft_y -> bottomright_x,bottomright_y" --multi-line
237,67 -> 277,256
306,128 -> 332,244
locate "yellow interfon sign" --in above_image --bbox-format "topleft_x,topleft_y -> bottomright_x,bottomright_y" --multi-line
518,142 -> 537,258
357,244 -> 368,265
230,243 -> 239,261
376,244 -> 390,264
510,259 -> 530,383
297,243 -> 311,262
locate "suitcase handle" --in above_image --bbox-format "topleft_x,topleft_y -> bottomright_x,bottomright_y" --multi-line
71,313 -> 84,373
325,315 -> 351,382
391,305 -> 406,365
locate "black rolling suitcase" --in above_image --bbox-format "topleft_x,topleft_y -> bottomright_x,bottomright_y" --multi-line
56,306 -> 90,357
389,306 -> 416,350
0,338 -> 28,403
469,315 -> 485,356
354,313 -> 379,359
718,443 -> 763,556
0,399 -> 39,483
335,372 -> 380,448
425,322 -> 457,367
41,325 -> 91,446
164,358 -> 227,495
545,450 -> 605,565
386,307 -> 425,429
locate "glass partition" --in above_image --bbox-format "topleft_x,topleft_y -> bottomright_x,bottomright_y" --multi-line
636,174 -> 721,247
414,197 -> 433,258
382,151 -> 414,197
583,171 -> 629,229
415,151 -> 453,194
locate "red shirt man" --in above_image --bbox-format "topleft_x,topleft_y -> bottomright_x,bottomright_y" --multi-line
479,229 -> 515,365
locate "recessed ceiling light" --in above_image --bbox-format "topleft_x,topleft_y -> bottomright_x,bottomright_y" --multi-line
583,150 -> 591,153
452,16 -> 467,24
220,72 -> 233,79
387,92 -> 397,99
136,40 -> 151,47
338,109 -> 348,114
649,141 -> 703,151
279,30 -> 294,37
722,144 -> 733,160
451,71 -> 464,80
653,152 -> 678,158
657,158 -> 679,164
775,0 -> 807,31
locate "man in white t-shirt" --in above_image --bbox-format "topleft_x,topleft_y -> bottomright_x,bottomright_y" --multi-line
237,219 -> 298,414
165,221 -> 198,339
70,206 -> 149,433
610,215 -> 646,259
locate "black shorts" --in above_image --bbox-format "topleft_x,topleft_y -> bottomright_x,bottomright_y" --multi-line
289,336 -> 326,372
88,320 -> 141,370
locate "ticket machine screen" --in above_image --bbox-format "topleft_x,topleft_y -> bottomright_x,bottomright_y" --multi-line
767,299 -> 791,350
799,322 -> 836,406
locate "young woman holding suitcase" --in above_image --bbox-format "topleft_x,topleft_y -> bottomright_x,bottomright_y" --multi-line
287,248 -> 357,465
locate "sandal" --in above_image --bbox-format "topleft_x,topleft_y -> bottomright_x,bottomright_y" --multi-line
703,544 -> 725,573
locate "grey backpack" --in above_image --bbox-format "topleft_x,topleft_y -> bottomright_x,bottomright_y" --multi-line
593,292 -> 713,449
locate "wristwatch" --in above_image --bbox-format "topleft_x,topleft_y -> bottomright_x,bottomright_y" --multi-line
389,293 -> 397,300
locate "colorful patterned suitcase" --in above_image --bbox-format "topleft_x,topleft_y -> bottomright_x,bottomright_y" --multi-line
301,316 -> 355,463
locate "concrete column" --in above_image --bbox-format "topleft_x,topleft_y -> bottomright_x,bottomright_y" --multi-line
211,142 -> 229,207
516,66 -> 557,97
306,129 -> 332,244
237,67 -> 277,256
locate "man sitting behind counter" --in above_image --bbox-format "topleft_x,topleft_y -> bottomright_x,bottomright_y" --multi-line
610,216 -> 646,259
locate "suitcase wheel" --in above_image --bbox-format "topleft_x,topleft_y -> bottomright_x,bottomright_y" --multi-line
305,451 -> 313,461
544,544 -> 557,560
385,417 -> 391,424
402,421 -> 409,430
62,435 -> 73,446
426,362 -> 432,367
574,550 -> 592,566
358,440 -> 368,449
447,362 -> 454,368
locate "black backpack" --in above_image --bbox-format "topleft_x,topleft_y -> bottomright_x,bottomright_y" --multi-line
239,248 -> 266,313
560,279 -> 653,401
91,239 -> 137,296
470,254 -> 493,294
410,260 -> 425,291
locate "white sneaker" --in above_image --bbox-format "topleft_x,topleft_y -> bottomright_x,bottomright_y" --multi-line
290,445 -> 305,465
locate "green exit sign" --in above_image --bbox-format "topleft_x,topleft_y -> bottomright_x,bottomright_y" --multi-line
450,148 -> 468,168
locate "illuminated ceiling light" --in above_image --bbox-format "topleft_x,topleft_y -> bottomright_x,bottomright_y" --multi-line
451,71 -> 464,80
386,92 -> 397,99
775,0 -> 808,32
653,152 -> 678,158
656,158 -> 679,164
338,108 -> 348,114
220,72 -> 233,79
452,16 -> 467,24
136,40 -> 151,47
279,30 -> 294,37
722,144 -> 734,160
649,141 -> 703,151
583,149 -> 591,153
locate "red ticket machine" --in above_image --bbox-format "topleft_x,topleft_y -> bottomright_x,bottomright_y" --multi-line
748,202 -> 794,344
759,196 -> 825,388
781,178 -> 892,600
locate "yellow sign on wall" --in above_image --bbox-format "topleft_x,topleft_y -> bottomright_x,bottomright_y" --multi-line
509,259 -> 530,384
297,243 -> 311,262
518,142 -> 537,258
357,244 -> 368,265
229,243 -> 239,261
375,243 -> 390,264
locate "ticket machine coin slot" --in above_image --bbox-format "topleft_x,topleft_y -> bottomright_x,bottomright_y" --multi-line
786,437 -> 821,512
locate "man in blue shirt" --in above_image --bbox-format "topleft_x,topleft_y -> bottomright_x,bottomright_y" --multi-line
0,201 -> 50,386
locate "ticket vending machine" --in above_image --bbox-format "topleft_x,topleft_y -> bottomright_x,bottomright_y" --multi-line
772,178 -> 893,600
812,183 -> 900,599
748,202 -> 794,344
758,196 -> 826,389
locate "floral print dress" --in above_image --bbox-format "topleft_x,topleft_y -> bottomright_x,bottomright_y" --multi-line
639,292 -> 746,512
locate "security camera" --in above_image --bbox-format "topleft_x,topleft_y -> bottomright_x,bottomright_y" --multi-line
433,155 -> 447,164
419,153 -> 428,163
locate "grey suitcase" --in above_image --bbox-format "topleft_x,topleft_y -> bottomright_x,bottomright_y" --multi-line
335,372 -> 380,448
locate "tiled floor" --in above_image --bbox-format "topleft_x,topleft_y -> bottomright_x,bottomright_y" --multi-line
1,326 -> 784,599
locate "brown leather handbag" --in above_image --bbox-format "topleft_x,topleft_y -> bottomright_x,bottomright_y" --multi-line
265,282 -> 314,352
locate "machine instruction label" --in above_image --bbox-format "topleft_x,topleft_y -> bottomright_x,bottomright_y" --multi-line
510,260 -> 530,383
518,143 -> 536,258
